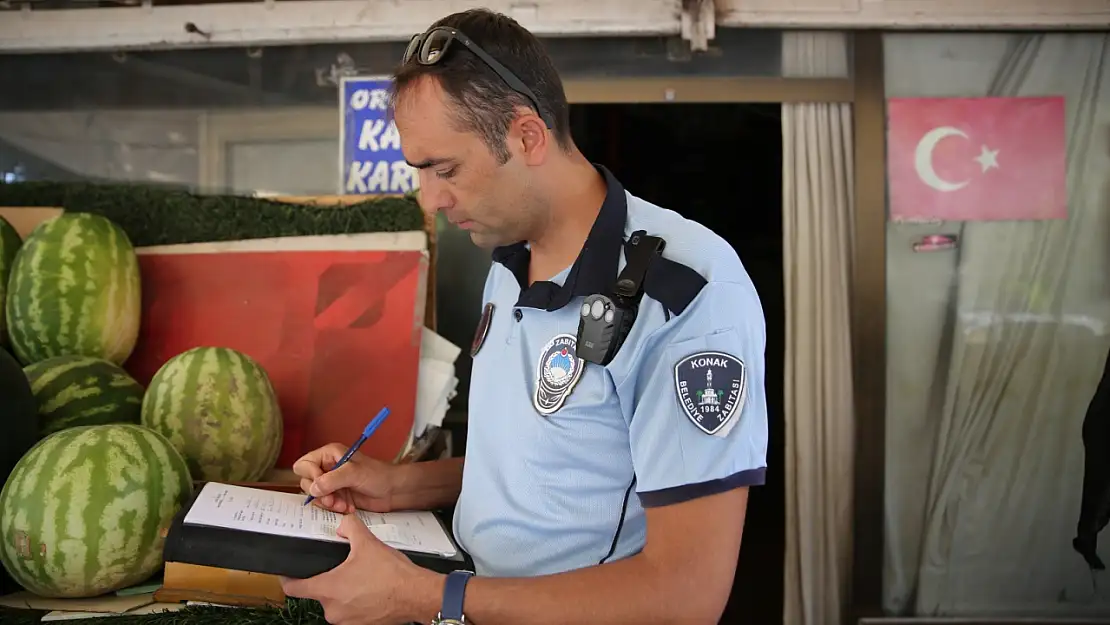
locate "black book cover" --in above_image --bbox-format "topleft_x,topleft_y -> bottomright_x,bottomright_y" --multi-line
162,487 -> 472,579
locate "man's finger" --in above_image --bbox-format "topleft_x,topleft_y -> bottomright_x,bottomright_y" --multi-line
292,443 -> 348,479
310,462 -> 361,498
280,574 -> 318,599
337,513 -> 376,553
292,453 -> 326,480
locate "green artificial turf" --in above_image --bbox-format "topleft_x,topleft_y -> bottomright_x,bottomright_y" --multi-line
0,180 -> 425,246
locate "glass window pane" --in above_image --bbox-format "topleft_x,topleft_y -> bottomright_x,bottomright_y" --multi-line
226,138 -> 339,196
882,31 -> 1110,618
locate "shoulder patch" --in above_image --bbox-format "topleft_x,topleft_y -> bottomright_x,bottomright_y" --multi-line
533,333 -> 585,416
674,351 -> 746,437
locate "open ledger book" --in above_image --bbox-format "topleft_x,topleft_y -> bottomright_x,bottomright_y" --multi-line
182,482 -> 459,559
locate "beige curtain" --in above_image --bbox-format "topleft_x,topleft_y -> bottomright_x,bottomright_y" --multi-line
780,31 -> 857,625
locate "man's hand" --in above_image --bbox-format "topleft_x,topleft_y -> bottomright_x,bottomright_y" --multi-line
294,446 -> 466,514
293,444 -> 400,513
280,514 -> 442,625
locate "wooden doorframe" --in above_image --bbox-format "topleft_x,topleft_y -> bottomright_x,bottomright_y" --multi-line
564,76 -> 853,103
849,29 -> 889,624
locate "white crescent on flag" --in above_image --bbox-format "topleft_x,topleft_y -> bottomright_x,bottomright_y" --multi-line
914,126 -> 970,192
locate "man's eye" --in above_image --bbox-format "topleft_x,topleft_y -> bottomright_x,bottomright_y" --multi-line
436,167 -> 457,180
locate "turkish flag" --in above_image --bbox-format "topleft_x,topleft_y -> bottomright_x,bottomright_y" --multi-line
886,96 -> 1067,222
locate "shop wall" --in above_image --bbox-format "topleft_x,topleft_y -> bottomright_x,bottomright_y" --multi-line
882,31 -> 1110,618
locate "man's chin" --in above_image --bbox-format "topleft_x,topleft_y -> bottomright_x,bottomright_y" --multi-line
468,231 -> 508,250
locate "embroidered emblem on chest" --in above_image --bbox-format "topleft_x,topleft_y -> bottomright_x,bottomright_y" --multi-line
674,351 -> 747,437
471,302 -> 495,358
533,333 -> 585,416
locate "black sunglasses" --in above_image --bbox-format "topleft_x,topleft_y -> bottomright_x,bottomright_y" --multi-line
403,26 -> 555,129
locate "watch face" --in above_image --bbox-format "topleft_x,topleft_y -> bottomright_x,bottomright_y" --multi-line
434,620 -> 465,625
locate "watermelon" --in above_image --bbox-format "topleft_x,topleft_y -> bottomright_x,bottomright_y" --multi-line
23,355 -> 144,439
141,346 -> 283,482
0,215 -> 21,347
0,423 -> 193,598
5,213 -> 141,367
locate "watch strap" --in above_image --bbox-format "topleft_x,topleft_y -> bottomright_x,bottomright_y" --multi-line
440,570 -> 474,621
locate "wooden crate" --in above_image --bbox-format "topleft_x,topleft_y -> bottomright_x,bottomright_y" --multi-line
0,206 -> 62,238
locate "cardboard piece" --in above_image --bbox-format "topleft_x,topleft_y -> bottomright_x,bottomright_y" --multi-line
0,590 -> 154,613
0,206 -> 63,238
40,602 -> 185,621
268,194 -> 438,332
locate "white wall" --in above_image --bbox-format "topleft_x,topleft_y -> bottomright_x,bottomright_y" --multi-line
718,0 -> 1110,28
1,0 -> 1105,53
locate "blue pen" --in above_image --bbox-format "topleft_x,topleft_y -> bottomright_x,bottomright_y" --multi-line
303,406 -> 390,506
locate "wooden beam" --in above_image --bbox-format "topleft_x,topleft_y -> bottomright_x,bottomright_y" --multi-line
680,0 -> 716,53
717,0 -> 1110,29
564,77 -> 855,104
849,30 -> 887,624
0,0 -> 680,53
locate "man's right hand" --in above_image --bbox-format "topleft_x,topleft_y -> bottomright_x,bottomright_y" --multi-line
292,443 -> 398,514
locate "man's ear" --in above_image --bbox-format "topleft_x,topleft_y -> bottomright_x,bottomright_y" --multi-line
514,109 -> 550,166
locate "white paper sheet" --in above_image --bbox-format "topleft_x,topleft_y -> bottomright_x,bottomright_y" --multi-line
414,327 -> 462,438
183,482 -> 457,558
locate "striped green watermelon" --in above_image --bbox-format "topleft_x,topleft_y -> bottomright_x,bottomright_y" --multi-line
5,213 -> 141,367
0,215 -> 21,348
23,355 -> 144,439
141,346 -> 283,482
0,423 -> 193,598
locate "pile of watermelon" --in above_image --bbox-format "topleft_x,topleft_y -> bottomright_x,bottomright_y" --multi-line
0,212 -> 284,599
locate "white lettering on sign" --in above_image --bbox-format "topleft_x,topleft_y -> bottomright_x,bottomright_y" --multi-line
358,119 -> 402,152
688,356 -> 730,370
348,88 -> 391,112
346,161 -> 420,194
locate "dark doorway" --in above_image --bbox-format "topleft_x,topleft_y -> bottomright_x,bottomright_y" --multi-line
569,102 -> 785,625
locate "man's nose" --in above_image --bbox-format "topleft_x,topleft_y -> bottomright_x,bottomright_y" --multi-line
417,173 -> 454,215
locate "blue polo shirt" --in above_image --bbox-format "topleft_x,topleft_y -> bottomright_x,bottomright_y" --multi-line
452,166 -> 768,577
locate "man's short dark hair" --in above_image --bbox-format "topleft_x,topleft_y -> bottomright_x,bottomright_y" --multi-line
391,9 -> 572,164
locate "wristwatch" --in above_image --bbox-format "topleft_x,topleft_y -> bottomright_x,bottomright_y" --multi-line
431,569 -> 474,624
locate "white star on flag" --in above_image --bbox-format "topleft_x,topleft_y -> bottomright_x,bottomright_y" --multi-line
975,145 -> 1000,172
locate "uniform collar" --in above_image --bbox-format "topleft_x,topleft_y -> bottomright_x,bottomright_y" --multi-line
491,164 -> 626,311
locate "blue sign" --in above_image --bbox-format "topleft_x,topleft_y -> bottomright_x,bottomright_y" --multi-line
339,76 -> 420,195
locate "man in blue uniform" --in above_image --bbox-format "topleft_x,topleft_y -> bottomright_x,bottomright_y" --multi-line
281,8 -> 768,625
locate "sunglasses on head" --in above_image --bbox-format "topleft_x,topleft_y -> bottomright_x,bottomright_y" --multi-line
402,26 -> 555,129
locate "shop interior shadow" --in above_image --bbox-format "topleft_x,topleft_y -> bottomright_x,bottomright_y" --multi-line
570,101 -> 785,625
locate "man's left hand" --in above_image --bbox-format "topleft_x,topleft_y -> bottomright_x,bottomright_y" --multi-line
280,513 -> 441,625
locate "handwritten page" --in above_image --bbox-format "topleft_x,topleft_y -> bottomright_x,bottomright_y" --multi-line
183,482 -> 458,558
